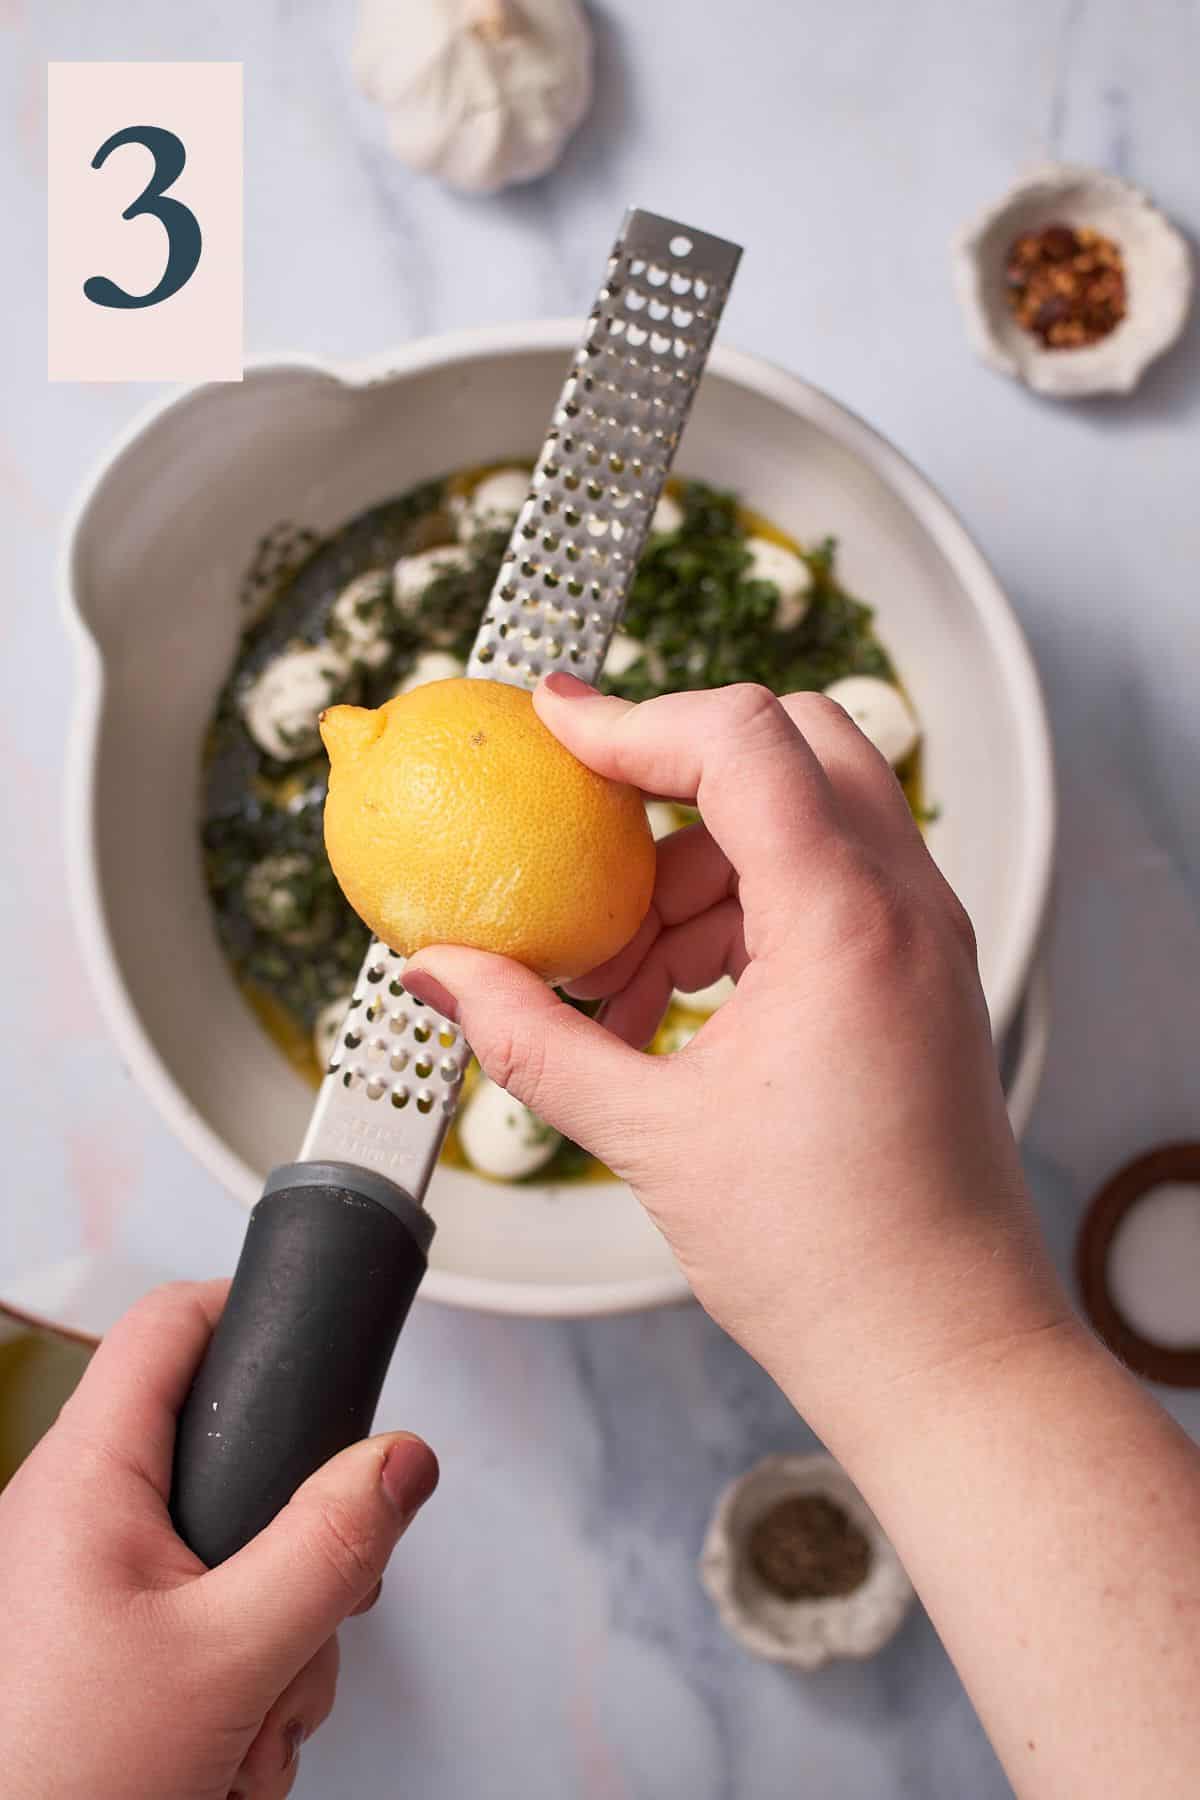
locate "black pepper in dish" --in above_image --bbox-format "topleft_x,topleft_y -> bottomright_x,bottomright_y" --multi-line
748,1493 -> 872,1600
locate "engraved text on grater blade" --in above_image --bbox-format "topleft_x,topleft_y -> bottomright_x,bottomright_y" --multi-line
467,209 -> 742,690
300,941 -> 464,1196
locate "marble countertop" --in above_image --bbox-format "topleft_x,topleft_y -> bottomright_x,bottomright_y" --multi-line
4,0 -> 1199,1794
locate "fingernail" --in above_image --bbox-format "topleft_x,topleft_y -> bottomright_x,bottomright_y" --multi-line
382,1437 -> 440,1520
400,968 -> 458,1023
283,1720 -> 305,1769
542,670 -> 595,699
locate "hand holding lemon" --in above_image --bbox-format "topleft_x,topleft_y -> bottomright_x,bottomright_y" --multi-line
320,677 -> 655,983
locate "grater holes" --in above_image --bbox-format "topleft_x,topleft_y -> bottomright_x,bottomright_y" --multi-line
391,1087 -> 409,1109
646,263 -> 668,287
414,1054 -> 434,1079
344,1029 -> 363,1050
625,289 -> 646,312
366,963 -> 385,984
416,1092 -> 435,1115
669,233 -> 693,257
387,979 -> 403,998
438,1025 -> 457,1047
648,298 -> 669,322
413,1021 -> 431,1043
670,271 -> 692,296
440,1058 -> 459,1081
477,645 -> 495,663
370,1034 -> 388,1057
366,1076 -> 386,1101
390,1047 -> 409,1072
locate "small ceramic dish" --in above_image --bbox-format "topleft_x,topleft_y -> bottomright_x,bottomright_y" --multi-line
699,1452 -> 914,1668
953,163 -> 1193,398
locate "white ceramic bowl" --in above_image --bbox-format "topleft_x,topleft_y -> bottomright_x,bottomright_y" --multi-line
63,324 -> 1055,1316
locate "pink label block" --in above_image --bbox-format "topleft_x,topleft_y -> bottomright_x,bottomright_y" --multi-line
47,62 -> 243,382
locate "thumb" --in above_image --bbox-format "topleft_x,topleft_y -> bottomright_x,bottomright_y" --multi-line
190,1431 -> 437,1695
401,946 -> 666,1167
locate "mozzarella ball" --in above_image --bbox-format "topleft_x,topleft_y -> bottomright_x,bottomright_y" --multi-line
645,800 -> 678,841
673,974 -> 736,1016
823,675 -> 920,767
241,642 -> 352,761
458,1077 -> 561,1181
651,492 -> 684,536
605,632 -> 665,684
328,570 -> 393,669
313,992 -> 354,1069
396,650 -> 466,695
392,544 -> 473,616
455,467 -> 530,542
244,852 -> 335,948
745,536 -> 814,630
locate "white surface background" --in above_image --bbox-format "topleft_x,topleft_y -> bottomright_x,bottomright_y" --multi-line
3,2 -> 1199,1795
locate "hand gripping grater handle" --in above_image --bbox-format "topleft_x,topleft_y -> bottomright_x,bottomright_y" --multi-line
171,210 -> 742,1565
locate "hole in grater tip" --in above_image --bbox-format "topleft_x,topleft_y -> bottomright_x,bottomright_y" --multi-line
669,234 -> 693,257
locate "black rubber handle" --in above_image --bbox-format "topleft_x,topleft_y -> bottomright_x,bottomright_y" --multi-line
170,1163 -> 434,1567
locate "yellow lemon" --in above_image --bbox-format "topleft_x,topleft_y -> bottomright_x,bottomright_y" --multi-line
320,679 -> 655,983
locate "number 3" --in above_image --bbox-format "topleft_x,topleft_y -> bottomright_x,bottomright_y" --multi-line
84,126 -> 202,310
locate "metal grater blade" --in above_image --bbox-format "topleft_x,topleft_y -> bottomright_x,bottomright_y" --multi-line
303,208 -> 742,1195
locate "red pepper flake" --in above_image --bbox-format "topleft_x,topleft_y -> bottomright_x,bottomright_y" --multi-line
1005,222 -> 1127,350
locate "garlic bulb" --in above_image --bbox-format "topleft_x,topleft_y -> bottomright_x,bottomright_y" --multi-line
353,0 -> 593,194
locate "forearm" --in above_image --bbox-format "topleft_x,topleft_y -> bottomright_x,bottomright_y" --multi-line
803,1309 -> 1200,1799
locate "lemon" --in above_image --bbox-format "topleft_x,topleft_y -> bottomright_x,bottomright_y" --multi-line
321,679 -> 655,983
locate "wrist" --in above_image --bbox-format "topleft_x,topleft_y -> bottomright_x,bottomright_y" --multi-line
760,1203 -> 1076,1469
